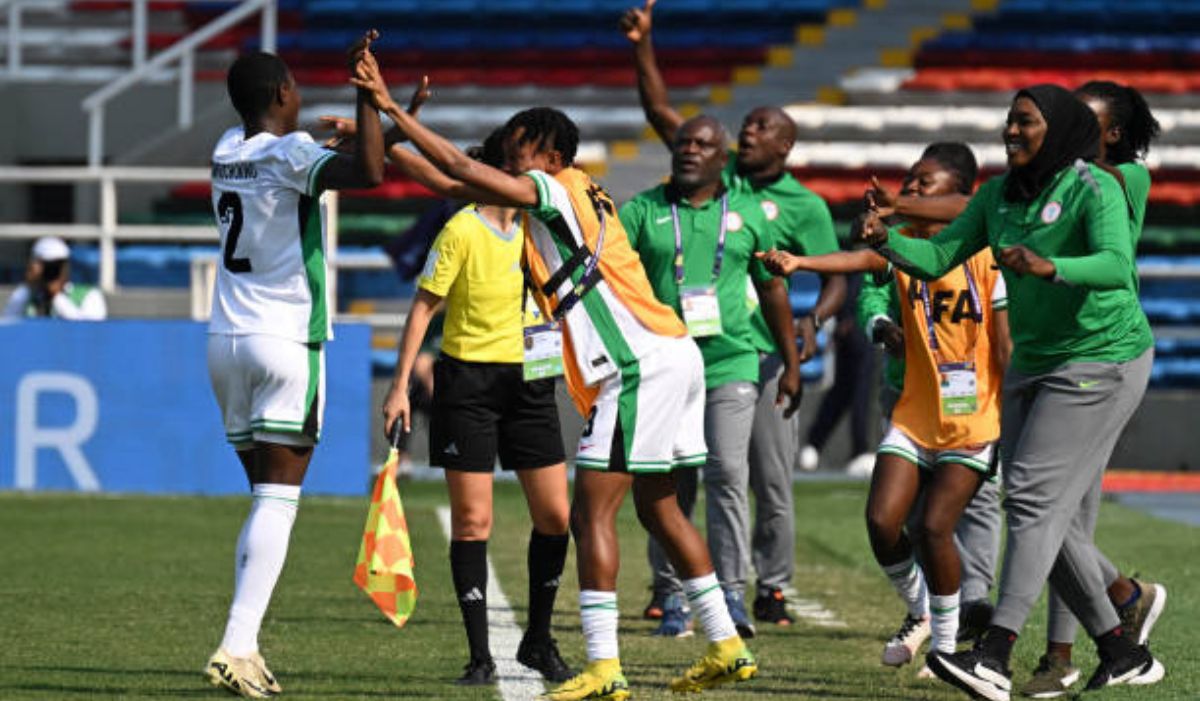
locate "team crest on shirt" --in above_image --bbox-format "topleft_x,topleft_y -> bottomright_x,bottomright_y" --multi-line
760,200 -> 780,221
1041,201 -> 1062,224
724,211 -> 744,232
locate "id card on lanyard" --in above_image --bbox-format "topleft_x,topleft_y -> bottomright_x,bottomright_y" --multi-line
673,195 -> 728,338
920,265 -> 984,416
521,275 -> 564,381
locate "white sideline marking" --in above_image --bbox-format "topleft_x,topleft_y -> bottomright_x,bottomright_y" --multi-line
437,507 -> 545,701
782,586 -> 848,628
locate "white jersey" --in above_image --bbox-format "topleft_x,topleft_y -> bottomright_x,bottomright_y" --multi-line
208,126 -> 336,343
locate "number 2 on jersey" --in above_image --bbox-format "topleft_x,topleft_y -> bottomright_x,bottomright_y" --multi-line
217,191 -> 252,273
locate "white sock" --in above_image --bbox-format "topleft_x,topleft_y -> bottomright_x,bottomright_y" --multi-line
579,590 -> 619,662
929,591 -> 960,654
221,483 -> 301,657
684,573 -> 738,643
882,557 -> 929,619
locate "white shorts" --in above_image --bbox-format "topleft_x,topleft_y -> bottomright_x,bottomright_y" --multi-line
877,423 -> 996,477
207,334 -> 325,449
575,335 -> 707,474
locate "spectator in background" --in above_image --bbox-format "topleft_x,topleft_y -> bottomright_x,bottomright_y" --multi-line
3,237 -> 106,320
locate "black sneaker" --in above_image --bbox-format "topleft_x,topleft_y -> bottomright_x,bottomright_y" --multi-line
1083,643 -> 1164,691
926,648 -> 1013,701
455,656 -> 496,686
517,634 -> 574,683
752,587 -> 795,625
958,599 -> 994,643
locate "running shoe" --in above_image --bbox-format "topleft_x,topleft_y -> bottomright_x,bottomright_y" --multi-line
1019,654 -> 1080,698
882,614 -> 931,666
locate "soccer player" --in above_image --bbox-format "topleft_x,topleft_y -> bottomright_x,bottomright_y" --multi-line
380,127 -> 574,686
3,237 -> 106,320
619,115 -> 802,637
352,51 -> 757,699
1019,80 -> 1167,699
859,86 -> 1163,701
620,0 -> 845,626
759,142 -> 1011,668
204,36 -> 385,698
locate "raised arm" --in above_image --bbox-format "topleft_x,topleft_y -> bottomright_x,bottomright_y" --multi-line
388,145 -> 498,202
314,32 -> 385,191
361,73 -> 538,209
620,0 -> 685,147
869,176 -> 969,224
868,191 -> 989,280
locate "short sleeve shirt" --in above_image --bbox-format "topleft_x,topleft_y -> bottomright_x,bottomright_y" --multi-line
723,157 -> 840,353
621,184 -> 775,388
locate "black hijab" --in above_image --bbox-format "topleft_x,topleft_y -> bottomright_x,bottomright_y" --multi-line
1004,84 -> 1100,203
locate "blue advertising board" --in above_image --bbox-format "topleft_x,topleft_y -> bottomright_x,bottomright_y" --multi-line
0,320 -> 371,495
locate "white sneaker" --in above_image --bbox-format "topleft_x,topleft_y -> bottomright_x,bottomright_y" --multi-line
845,452 -> 876,478
205,648 -> 274,698
798,445 -> 819,472
882,614 -> 931,667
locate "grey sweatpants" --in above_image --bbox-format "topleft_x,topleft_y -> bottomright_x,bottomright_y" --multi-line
992,348 -> 1152,637
1046,476 -> 1122,643
648,380 -> 758,596
880,383 -> 1001,603
749,353 -> 799,591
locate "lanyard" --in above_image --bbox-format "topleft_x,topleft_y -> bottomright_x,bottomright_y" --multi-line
918,263 -> 983,358
672,194 -> 728,286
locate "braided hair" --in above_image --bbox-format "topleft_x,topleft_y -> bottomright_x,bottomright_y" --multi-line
1076,81 -> 1161,164
503,107 -> 580,166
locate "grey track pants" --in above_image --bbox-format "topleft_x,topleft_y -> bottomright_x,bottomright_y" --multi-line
881,384 -> 1001,603
748,353 -> 798,591
648,380 -> 758,596
1046,477 -> 1123,643
992,348 -> 1152,637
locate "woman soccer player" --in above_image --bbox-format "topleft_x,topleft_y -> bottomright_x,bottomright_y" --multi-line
759,142 -> 1010,667
857,85 -> 1163,701
381,129 -> 574,686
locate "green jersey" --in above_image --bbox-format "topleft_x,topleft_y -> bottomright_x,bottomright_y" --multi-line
621,183 -> 775,388
721,157 -> 839,354
1117,161 -> 1151,244
879,162 -> 1152,374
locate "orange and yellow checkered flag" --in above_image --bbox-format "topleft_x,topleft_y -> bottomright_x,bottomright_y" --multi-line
353,438 -> 417,627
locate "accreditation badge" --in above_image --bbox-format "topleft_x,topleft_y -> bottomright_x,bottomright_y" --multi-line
523,322 -> 564,381
938,361 -> 978,415
680,284 -> 723,338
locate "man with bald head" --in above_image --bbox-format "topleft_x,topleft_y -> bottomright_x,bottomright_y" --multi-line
622,0 -> 846,628
620,114 -> 802,637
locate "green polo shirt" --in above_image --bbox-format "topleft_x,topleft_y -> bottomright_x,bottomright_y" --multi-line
881,162 -> 1152,375
722,158 -> 840,353
621,183 -> 775,388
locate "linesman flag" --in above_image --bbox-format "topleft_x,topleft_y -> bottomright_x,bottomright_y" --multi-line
353,428 -> 417,627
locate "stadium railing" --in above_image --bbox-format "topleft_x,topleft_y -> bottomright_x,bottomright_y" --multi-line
77,0 -> 277,167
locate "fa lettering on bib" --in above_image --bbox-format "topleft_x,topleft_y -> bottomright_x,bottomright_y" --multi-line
672,195 -> 730,339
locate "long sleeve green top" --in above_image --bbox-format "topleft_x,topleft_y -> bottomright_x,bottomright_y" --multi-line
878,161 -> 1152,374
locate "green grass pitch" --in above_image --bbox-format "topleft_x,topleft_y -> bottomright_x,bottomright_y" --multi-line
0,481 -> 1195,700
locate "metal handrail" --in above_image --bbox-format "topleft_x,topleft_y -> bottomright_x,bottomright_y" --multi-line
81,0 -> 277,167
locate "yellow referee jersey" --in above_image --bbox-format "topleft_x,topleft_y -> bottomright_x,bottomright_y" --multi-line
418,205 -> 528,364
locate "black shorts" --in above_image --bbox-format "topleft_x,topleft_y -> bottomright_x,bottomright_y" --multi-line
429,354 -> 565,472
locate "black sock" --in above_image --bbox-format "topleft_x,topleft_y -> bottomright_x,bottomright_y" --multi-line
980,625 -> 1019,665
1095,626 -> 1136,661
450,539 -> 490,662
526,529 -> 569,642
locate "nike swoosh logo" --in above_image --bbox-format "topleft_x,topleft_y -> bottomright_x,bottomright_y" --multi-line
1079,380 -> 1100,388
656,216 -> 673,224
